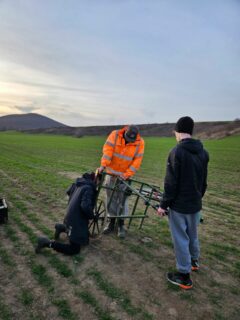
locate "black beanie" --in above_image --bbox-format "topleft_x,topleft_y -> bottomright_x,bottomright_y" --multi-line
175,116 -> 194,135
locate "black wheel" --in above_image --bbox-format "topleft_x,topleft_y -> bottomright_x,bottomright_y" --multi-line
88,199 -> 107,237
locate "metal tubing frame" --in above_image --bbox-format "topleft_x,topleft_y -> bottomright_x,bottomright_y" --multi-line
96,172 -> 161,229
139,187 -> 154,229
128,182 -> 144,228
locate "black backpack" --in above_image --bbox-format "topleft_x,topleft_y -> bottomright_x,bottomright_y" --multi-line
0,198 -> 8,224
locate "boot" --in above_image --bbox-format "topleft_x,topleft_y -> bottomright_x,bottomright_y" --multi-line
54,223 -> 67,240
117,219 -> 126,239
103,218 -> 115,234
35,236 -> 51,254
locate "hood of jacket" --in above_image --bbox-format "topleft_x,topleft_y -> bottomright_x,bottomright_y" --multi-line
178,138 -> 204,154
75,177 -> 96,190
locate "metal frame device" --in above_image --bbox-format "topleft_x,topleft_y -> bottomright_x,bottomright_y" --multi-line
88,172 -> 162,237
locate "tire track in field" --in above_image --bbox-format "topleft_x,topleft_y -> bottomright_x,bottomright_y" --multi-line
206,193 -> 240,208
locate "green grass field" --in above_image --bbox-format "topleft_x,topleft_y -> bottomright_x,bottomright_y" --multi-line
0,132 -> 239,320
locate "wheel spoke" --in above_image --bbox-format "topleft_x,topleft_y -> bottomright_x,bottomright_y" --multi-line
89,220 -> 94,229
98,201 -> 102,212
96,221 -> 100,233
92,221 -> 96,235
89,200 -> 106,236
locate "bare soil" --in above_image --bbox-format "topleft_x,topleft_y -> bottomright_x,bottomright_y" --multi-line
1,161 -> 240,320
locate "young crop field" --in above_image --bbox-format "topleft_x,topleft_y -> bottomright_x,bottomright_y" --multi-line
0,132 -> 239,320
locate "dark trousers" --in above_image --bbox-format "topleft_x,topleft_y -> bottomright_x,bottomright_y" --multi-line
52,241 -> 81,255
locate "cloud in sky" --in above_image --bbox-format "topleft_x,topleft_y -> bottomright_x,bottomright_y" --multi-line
0,0 -> 239,126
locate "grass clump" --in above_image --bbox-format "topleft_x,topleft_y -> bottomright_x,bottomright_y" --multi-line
19,288 -> 34,306
0,299 -> 12,320
47,254 -> 73,278
31,261 -> 54,293
233,261 -> 240,279
53,299 -> 76,320
4,224 -> 19,243
77,290 -> 115,320
0,246 -> 14,267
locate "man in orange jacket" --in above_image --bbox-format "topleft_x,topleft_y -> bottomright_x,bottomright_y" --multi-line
98,125 -> 144,238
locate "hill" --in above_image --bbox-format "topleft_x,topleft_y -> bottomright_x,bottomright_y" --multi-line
1,113 -> 239,138
24,120 -> 240,139
0,113 -> 67,130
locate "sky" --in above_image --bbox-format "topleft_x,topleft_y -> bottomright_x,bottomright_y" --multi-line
0,0 -> 239,126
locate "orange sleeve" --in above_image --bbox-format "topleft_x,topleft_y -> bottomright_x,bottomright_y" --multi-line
101,130 -> 117,167
123,139 -> 145,179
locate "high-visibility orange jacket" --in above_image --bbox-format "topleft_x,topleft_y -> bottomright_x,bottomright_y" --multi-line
101,127 -> 145,179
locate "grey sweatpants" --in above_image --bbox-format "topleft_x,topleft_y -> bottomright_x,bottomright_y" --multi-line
168,209 -> 200,274
104,175 -> 129,217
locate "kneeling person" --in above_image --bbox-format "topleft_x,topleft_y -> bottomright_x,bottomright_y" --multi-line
35,173 -> 96,255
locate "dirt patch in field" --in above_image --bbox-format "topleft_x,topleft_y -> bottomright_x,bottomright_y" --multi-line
58,171 -> 82,180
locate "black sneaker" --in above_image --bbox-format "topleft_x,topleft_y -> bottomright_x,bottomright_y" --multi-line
103,219 -> 115,234
191,259 -> 199,271
167,272 -> 193,290
35,237 -> 51,254
54,223 -> 67,240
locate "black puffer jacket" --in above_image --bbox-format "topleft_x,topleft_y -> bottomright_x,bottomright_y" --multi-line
160,138 -> 209,214
64,177 -> 96,245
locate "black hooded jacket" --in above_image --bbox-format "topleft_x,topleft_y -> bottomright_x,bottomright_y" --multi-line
160,138 -> 209,214
64,177 -> 96,245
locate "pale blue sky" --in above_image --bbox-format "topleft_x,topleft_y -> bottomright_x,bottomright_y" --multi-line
0,0 -> 239,126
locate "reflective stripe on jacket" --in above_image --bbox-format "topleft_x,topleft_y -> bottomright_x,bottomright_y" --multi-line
101,127 -> 144,179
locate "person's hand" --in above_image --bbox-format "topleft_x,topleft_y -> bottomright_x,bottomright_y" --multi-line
157,207 -> 167,218
98,166 -> 105,173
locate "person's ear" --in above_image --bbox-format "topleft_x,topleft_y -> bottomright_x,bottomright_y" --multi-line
174,131 -> 179,141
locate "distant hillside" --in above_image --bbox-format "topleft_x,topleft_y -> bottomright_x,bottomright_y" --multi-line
24,120 -> 240,139
0,113 -> 67,130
